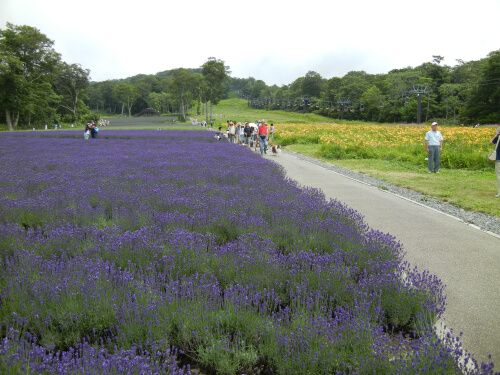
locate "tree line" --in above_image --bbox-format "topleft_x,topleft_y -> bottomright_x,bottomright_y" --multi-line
86,60 -> 231,125
0,23 -> 230,131
0,23 -> 90,131
233,53 -> 500,125
2,22 -> 499,131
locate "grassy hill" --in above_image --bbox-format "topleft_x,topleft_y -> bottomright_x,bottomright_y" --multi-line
194,93 -> 350,125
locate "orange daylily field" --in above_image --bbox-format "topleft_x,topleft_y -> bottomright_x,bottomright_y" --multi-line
276,123 -> 493,150
274,123 -> 497,169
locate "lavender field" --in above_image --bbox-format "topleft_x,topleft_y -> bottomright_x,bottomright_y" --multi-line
0,130 -> 493,374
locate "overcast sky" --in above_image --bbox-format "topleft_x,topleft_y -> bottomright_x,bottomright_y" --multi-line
2,0 -> 499,86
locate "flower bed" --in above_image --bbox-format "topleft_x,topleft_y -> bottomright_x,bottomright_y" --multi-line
0,130 -> 493,374
275,123 -> 497,170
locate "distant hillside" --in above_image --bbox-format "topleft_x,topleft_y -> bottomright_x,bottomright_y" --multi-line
155,68 -> 202,78
90,68 -> 203,84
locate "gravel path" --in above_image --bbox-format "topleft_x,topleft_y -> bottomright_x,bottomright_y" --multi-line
284,151 -> 500,238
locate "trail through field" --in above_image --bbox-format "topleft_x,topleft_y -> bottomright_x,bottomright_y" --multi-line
265,150 -> 500,366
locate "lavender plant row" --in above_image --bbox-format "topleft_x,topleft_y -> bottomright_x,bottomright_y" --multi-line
0,131 -> 495,374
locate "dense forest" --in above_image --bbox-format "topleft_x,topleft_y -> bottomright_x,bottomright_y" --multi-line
1,23 -> 500,130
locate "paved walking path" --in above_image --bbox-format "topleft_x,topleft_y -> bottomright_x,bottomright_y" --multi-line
264,150 -> 500,366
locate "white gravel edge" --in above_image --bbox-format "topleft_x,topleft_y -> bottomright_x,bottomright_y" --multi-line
284,151 -> 500,239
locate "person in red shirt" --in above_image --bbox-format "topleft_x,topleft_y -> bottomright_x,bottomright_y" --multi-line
258,121 -> 268,155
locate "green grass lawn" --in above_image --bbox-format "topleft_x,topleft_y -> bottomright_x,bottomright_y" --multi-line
286,143 -> 500,218
197,95 -> 347,125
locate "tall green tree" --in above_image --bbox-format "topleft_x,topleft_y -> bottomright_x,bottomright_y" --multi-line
380,70 -> 421,122
302,71 -> 324,98
191,73 -> 207,117
289,77 -> 305,98
131,76 -> 162,113
201,57 -> 231,125
169,68 -> 197,122
51,62 -> 90,123
87,84 -> 104,112
146,92 -> 170,113
100,81 -> 120,115
439,83 -> 466,123
250,80 -> 267,100
112,83 -> 140,117
451,59 -> 483,84
360,86 -> 383,121
463,50 -> 500,123
0,23 -> 60,130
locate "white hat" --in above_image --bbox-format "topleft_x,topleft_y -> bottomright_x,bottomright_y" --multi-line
431,122 -> 438,126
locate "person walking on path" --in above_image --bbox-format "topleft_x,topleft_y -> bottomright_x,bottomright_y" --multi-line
238,123 -> 245,144
489,127 -> 500,197
258,121 -> 269,155
269,123 -> 275,141
244,123 -> 252,145
425,121 -> 444,173
228,121 -> 236,143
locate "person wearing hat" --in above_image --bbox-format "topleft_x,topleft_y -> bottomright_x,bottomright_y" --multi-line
425,122 -> 444,173
489,127 -> 500,197
228,121 -> 236,143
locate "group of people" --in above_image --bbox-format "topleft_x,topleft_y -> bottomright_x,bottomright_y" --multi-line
84,121 -> 99,139
215,120 -> 275,155
197,120 -> 217,127
43,124 -> 62,130
425,121 -> 500,197
99,119 -> 110,127
211,119 -> 500,196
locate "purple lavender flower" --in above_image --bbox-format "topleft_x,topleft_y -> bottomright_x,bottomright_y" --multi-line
0,130 -> 493,374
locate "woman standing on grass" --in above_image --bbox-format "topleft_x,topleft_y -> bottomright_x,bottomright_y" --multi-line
489,127 -> 500,197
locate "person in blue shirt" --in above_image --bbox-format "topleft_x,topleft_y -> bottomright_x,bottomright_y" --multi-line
425,122 -> 444,173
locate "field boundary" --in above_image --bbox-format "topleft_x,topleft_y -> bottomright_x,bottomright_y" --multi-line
282,150 -> 500,239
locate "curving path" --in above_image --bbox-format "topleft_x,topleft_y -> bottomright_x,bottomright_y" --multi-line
264,150 -> 500,366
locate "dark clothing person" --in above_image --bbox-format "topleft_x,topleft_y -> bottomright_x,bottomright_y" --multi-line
244,124 -> 252,144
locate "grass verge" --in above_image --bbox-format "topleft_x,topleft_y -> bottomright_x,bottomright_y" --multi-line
286,144 -> 500,218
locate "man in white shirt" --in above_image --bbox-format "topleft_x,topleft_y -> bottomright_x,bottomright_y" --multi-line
425,121 -> 444,173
